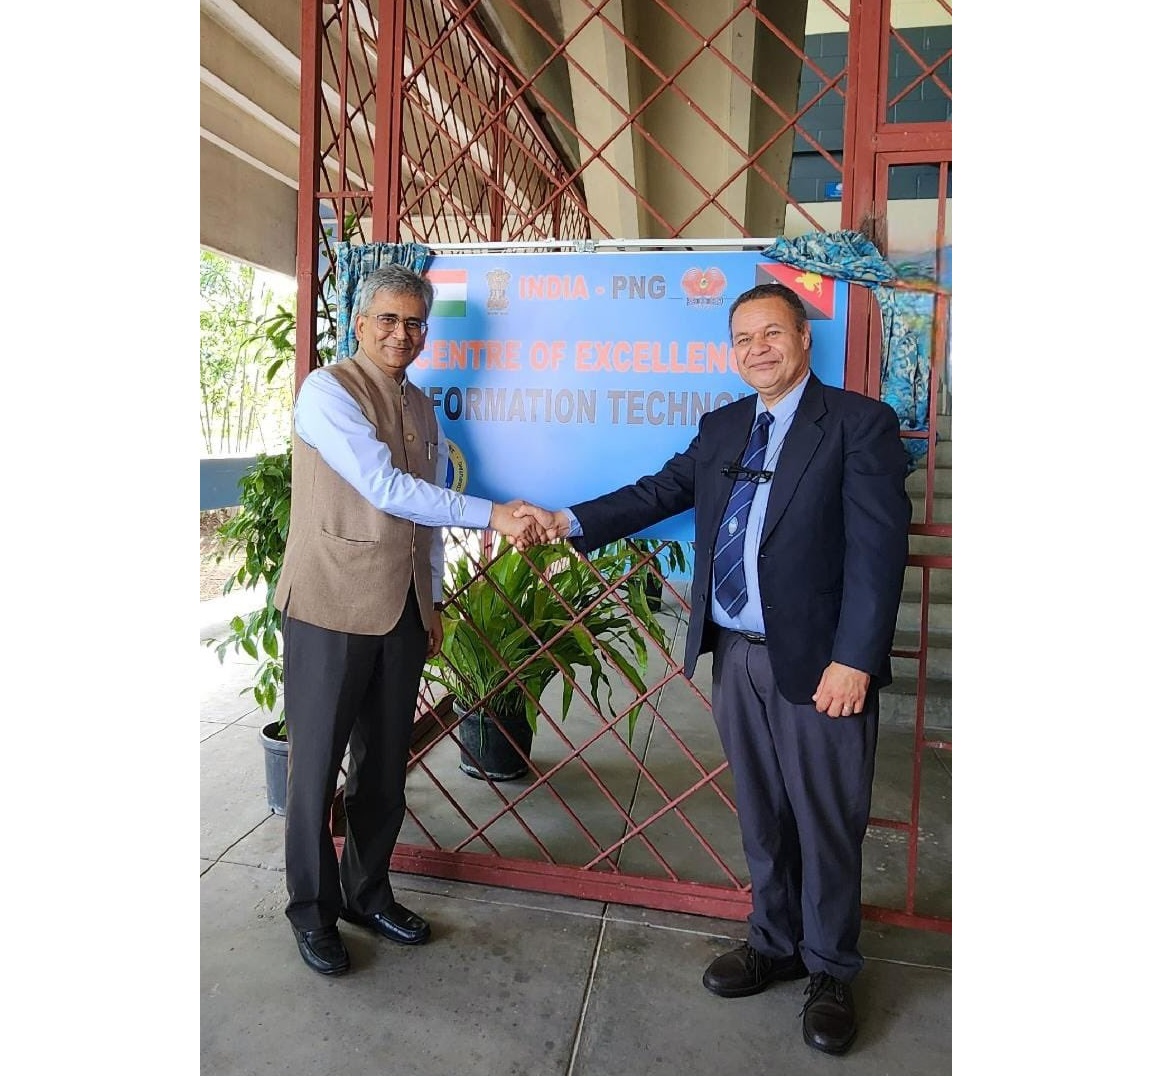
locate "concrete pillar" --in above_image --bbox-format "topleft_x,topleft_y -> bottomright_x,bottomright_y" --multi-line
620,0 -> 806,239
201,137 -> 297,275
557,0 -> 641,239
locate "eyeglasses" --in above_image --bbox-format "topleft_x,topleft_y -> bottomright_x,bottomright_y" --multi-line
722,463 -> 775,483
368,313 -> 428,335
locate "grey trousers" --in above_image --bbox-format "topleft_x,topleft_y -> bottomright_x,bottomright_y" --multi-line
281,588 -> 426,931
711,629 -> 879,981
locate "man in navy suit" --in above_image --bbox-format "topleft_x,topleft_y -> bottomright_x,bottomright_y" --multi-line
517,283 -> 911,1055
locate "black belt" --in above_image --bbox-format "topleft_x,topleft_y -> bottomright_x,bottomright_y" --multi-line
733,630 -> 766,645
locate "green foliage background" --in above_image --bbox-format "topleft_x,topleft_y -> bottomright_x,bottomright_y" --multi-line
199,251 -> 296,454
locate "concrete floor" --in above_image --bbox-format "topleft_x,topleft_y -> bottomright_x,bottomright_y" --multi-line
201,587 -> 952,1076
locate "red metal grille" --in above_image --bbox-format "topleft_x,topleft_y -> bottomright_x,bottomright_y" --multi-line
299,0 -> 951,933
883,1 -> 952,124
400,537 -> 750,915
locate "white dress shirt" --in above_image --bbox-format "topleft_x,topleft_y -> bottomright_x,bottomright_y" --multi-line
294,367 -> 493,602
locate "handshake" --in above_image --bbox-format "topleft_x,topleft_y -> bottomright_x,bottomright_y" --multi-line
488,501 -> 571,551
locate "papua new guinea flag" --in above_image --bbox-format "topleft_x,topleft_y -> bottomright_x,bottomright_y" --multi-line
755,262 -> 835,320
427,269 -> 468,317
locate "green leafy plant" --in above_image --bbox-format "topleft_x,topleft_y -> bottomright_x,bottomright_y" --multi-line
203,300 -> 334,739
199,251 -> 295,454
244,303 -> 295,384
600,536 -> 690,609
206,450 -> 292,734
427,537 -> 688,742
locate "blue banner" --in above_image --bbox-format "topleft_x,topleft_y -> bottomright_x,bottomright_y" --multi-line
409,251 -> 848,542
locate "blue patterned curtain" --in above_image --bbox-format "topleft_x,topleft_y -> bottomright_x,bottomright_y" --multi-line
334,241 -> 433,360
760,230 -> 937,471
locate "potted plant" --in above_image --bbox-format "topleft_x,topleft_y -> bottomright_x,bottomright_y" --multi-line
600,536 -> 690,612
206,308 -> 689,795
203,302 -> 334,814
206,449 -> 292,812
425,536 -> 687,781
206,440 -> 450,813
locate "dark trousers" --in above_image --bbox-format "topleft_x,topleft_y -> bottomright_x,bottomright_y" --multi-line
711,629 -> 879,982
281,588 -> 427,931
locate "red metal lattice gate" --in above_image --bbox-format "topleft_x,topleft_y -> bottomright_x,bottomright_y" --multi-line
295,0 -> 951,934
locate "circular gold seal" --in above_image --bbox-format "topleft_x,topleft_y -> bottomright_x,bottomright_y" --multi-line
445,439 -> 468,492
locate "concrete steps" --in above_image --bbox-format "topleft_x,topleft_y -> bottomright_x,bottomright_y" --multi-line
883,412 -> 952,731
908,534 -> 952,558
901,566 -> 951,602
897,597 -> 950,633
890,655 -> 950,683
909,493 -> 951,525
888,604 -> 951,726
904,461 -> 950,496
880,677 -> 952,731
890,628 -> 951,682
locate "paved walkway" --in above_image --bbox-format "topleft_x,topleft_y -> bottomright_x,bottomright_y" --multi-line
201,590 -> 951,1075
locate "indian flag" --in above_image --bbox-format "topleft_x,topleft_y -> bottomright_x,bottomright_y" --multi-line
427,269 -> 468,317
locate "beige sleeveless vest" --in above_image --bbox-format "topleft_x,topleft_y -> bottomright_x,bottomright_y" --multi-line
273,350 -> 439,635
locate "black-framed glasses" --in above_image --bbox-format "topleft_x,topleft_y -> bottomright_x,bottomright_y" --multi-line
370,313 -> 428,335
721,463 -> 775,483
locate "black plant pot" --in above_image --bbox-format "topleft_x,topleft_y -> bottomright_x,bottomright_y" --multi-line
457,706 -> 533,781
258,720 -> 289,815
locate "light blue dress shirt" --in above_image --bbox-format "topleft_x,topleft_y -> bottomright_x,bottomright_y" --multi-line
708,373 -> 808,634
565,374 -> 810,635
294,367 -> 494,602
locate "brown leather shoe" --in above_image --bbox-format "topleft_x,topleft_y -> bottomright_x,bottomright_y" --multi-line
801,972 -> 857,1054
702,942 -> 807,997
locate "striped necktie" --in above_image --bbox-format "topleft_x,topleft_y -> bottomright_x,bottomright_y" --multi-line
713,411 -> 773,616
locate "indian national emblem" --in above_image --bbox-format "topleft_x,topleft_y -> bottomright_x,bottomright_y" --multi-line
486,268 -> 511,313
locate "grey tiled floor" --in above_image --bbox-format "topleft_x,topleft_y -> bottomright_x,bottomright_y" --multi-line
201,588 -> 951,1076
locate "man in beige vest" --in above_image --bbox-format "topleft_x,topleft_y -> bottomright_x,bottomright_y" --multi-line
274,264 -> 542,976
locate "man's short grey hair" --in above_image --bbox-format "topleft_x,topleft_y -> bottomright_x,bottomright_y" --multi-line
353,264 -> 434,317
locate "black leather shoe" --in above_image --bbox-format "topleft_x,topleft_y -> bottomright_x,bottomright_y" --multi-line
702,942 -> 807,997
340,901 -> 431,945
801,972 -> 857,1055
292,925 -> 350,976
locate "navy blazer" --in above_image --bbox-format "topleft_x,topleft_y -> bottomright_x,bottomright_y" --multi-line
571,375 -> 912,703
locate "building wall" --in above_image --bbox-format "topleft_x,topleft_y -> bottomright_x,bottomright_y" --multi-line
788,25 -> 953,207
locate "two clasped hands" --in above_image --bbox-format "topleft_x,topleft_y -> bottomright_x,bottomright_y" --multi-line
487,501 -> 573,551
